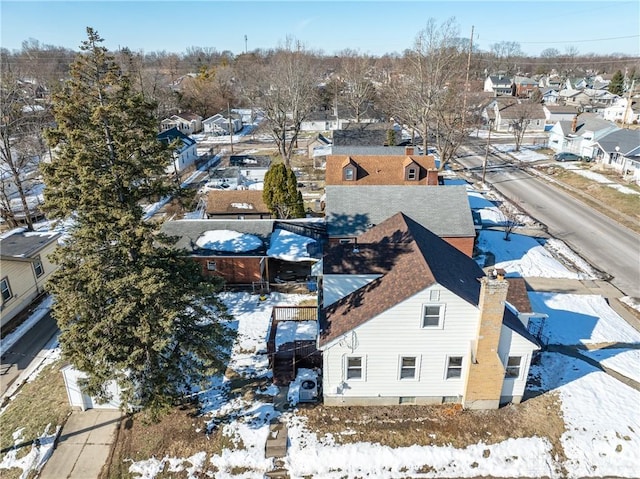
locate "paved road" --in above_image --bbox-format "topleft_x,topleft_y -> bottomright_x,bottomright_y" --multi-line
456,142 -> 640,298
0,312 -> 59,397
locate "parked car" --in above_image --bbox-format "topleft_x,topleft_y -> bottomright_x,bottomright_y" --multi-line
554,152 -> 581,162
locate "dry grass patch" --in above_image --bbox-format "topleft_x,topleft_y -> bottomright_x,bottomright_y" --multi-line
297,391 -> 565,458
541,166 -> 640,233
0,360 -> 72,479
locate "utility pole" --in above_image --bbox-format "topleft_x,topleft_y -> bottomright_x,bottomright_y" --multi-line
228,102 -> 234,154
462,25 -> 474,131
244,35 -> 248,54
483,121 -> 491,184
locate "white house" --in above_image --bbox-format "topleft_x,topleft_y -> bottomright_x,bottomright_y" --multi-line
547,113 -> 617,156
157,127 -> 198,175
483,75 -> 513,96
543,105 -> 579,124
160,112 -> 203,135
318,213 -> 541,409
592,128 -> 640,183
203,113 -> 243,135
491,100 -> 546,133
603,98 -> 640,125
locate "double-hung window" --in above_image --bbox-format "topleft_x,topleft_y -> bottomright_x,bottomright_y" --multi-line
1,277 -> 12,303
33,256 -> 44,277
399,356 -> 418,380
346,356 -> 364,380
446,356 -> 463,379
422,304 -> 444,328
505,356 -> 522,379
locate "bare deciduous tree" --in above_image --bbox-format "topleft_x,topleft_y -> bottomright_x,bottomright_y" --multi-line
246,38 -> 319,167
507,100 -> 541,151
337,51 -> 376,122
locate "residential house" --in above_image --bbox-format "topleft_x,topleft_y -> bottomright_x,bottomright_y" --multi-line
229,154 -> 271,185
560,89 -> 619,112
0,229 -> 60,327
513,76 -> 538,98
483,75 -> 513,96
205,190 -> 272,219
159,219 -> 325,286
603,98 -> 640,125
592,128 -> 640,183
547,113 -> 617,156
307,133 -> 332,169
324,185 -> 477,256
318,212 -> 540,408
160,112 -> 203,135
492,100 -> 546,133
202,112 -> 243,135
325,148 -> 440,186
540,88 -> 559,105
332,123 -> 405,147
543,105 -> 579,125
157,127 -> 198,175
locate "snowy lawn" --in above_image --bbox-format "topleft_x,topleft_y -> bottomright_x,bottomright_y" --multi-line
492,144 -> 549,163
555,163 -> 640,195
475,230 -> 594,279
123,291 -> 640,479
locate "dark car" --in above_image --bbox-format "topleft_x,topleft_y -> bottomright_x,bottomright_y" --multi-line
553,152 -> 581,162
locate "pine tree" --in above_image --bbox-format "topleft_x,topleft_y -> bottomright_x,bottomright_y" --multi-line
608,70 -> 625,96
263,162 -> 305,219
41,28 -> 232,417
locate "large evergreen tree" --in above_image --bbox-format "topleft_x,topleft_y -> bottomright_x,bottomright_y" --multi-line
608,70 -> 625,96
41,28 -> 232,416
262,162 -> 305,219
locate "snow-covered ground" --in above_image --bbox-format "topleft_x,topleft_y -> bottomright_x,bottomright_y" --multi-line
492,143 -> 548,163
124,288 -> 640,479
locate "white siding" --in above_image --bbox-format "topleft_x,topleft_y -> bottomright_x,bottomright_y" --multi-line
498,326 -> 538,400
322,284 -> 480,401
323,274 -> 381,307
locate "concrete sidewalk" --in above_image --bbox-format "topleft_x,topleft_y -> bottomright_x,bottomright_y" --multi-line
39,409 -> 121,479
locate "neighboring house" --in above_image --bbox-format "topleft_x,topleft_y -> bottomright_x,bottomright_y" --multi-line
229,154 -> 271,185
205,190 -> 272,219
543,105 -> 579,124
592,128 -> 640,183
324,185 -> 477,256
317,212 -> 541,409
301,110 -> 347,132
307,133 -> 332,169
157,127 -> 198,175
483,75 -> 513,96
325,148 -> 440,186
603,98 -> 640,125
547,113 -> 617,156
492,101 -> 546,133
159,219 -> 324,286
560,89 -> 619,112
202,113 -> 243,135
160,112 -> 203,135
540,88 -> 559,105
332,123 -> 405,147
513,76 -> 538,98
0,228 -> 60,327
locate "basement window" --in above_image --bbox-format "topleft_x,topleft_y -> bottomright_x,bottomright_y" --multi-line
206,261 -> 217,271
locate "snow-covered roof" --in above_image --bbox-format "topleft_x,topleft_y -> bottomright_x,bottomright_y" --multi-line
266,228 -> 317,262
275,320 -> 317,349
195,230 -> 263,253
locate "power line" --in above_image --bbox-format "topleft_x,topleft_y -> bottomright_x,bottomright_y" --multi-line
515,34 -> 640,45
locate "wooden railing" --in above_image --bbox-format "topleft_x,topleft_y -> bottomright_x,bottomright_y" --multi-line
271,306 -> 318,321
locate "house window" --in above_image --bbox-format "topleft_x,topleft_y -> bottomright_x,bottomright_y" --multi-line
406,167 -> 417,181
399,356 -> 418,380
33,256 -> 44,277
346,356 -> 363,380
446,356 -> 463,379
343,167 -> 355,181
1,277 -> 12,303
206,261 -> 217,271
422,304 -> 445,328
505,356 -> 522,379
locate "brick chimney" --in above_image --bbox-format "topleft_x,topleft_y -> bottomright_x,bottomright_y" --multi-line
463,270 -> 508,409
571,115 -> 578,133
426,169 -> 439,186
405,146 -> 415,155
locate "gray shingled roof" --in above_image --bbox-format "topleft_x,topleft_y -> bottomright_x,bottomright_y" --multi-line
0,230 -> 60,259
324,185 -> 475,238
596,128 -> 640,156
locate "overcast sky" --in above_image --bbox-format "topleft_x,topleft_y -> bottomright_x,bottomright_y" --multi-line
1,0 -> 638,57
